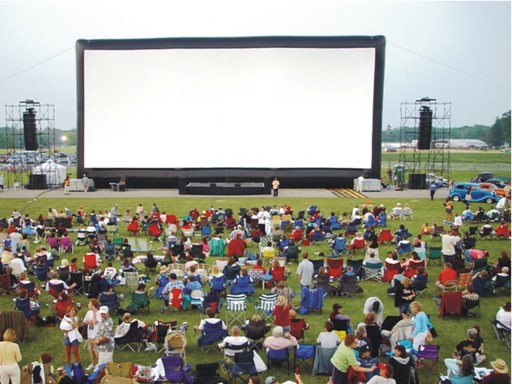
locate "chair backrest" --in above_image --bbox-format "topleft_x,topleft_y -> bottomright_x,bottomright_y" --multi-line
311,259 -> 325,275
457,273 -> 472,290
416,344 -> 440,360
331,318 -> 349,332
289,318 -> 306,340
258,293 -> 277,312
333,237 -> 347,252
326,258 -> 344,278
267,348 -> 289,361
443,280 -> 459,292
84,253 -> 98,269
48,281 -> 65,299
226,294 -> 247,311
271,266 -> 286,282
429,247 -> 442,259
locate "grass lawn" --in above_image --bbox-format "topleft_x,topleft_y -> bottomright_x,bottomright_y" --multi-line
1,195 -> 510,384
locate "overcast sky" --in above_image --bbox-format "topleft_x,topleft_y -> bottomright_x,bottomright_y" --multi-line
0,0 -> 510,131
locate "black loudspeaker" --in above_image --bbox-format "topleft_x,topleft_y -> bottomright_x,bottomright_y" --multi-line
23,108 -> 38,150
417,106 -> 432,150
29,174 -> 47,189
408,173 -> 426,189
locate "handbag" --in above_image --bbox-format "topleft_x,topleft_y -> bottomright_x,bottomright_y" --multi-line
252,351 -> 267,372
100,374 -> 133,384
426,331 -> 433,342
106,362 -> 132,378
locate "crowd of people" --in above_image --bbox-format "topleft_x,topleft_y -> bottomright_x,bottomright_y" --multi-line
0,197 -> 510,384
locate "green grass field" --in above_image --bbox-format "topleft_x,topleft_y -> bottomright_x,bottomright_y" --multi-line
1,193 -> 510,384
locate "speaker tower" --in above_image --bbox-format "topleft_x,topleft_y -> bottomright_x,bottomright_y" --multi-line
417,106 -> 432,150
23,108 -> 38,150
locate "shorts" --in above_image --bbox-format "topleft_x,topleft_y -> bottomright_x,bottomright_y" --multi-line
64,336 -> 80,346
445,208 -> 452,213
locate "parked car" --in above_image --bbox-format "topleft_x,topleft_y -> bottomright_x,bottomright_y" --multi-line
426,173 -> 448,188
475,172 -> 496,182
479,182 -> 506,197
449,182 -> 501,204
485,178 -> 507,189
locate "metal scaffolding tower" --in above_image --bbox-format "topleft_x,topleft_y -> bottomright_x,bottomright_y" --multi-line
398,97 -> 451,188
4,100 -> 56,189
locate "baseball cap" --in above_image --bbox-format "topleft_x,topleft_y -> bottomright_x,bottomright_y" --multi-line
359,344 -> 372,353
265,377 -> 277,384
99,306 -> 109,314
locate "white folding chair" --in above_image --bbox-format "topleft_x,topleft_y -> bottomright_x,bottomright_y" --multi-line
225,294 -> 247,328
254,293 -> 277,323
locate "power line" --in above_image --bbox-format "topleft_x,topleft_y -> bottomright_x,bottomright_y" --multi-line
0,46 -> 74,85
389,41 -> 511,91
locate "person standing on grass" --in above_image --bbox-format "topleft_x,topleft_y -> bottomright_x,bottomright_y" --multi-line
63,175 -> 71,195
82,299 -> 101,371
0,328 -> 22,384
429,182 -> 437,200
0,174 -> 4,192
409,301 -> 429,352
272,177 -> 280,197
297,252 -> 314,289
93,306 -> 115,367
82,174 -> 89,192
59,305 -> 82,372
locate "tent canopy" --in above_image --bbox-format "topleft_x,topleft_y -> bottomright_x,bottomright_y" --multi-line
32,159 -> 67,186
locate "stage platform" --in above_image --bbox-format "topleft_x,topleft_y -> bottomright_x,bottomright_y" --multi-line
184,182 -> 266,195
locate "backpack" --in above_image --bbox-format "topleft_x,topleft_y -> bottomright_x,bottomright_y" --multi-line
72,363 -> 87,384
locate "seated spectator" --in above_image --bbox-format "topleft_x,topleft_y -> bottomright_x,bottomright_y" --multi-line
419,222 -> 432,237
481,359 -> 510,384
493,251 -> 511,275
230,268 -> 254,295
435,262 -> 458,291
46,271 -> 76,295
495,301 -> 511,329
329,303 -> 353,334
223,257 -> 241,283
227,234 -> 246,258
218,325 -> 250,358
289,309 -> 310,339
449,328 -> 486,369
314,267 -> 337,297
263,326 -> 298,351
381,310 -> 413,349
272,295 -> 291,333
388,344 -> 418,384
357,345 -> 380,382
124,283 -> 154,314
261,242 -> 275,259
316,321 -> 340,349
479,220 -> 494,236
411,266 -> 428,292
444,354 -> 474,383
461,284 -> 480,316
495,220 -> 510,238
242,313 -> 271,341
270,280 -> 295,304
194,307 -> 227,333
472,270 -> 494,298
464,249 -> 489,265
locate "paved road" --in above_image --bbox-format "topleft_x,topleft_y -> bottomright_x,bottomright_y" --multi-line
0,186 -> 441,200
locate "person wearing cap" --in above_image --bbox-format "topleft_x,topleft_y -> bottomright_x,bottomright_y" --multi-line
366,363 -> 396,383
93,306 -> 115,367
380,310 -> 413,349
263,326 -> 297,351
481,358 -> 510,383
330,334 -> 378,383
357,344 -> 380,381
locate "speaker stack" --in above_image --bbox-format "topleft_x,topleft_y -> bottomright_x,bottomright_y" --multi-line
417,106 -> 432,150
23,108 -> 38,150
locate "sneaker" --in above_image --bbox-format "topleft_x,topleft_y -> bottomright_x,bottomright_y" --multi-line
86,364 -> 95,371
144,343 -> 156,352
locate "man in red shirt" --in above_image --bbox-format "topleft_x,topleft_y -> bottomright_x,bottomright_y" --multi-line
435,262 -> 458,291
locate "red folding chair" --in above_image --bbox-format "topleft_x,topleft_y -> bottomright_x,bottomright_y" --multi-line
383,261 -> 401,283
326,258 -> 344,280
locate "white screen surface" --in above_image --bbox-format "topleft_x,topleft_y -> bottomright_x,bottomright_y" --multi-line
83,46 -> 376,169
